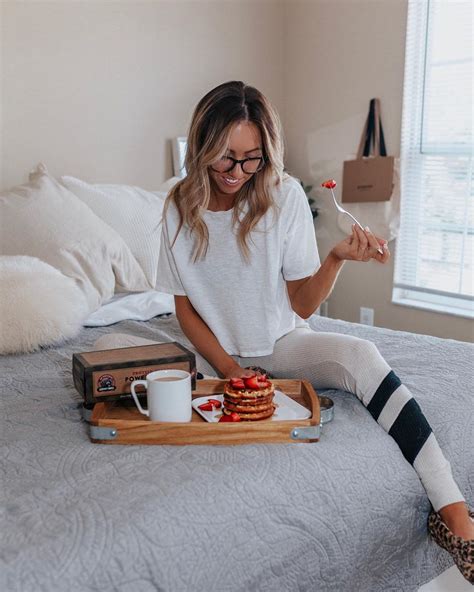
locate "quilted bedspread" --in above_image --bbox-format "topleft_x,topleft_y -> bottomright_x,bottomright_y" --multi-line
1,315 -> 472,592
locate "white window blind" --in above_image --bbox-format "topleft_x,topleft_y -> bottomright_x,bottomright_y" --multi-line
393,0 -> 473,318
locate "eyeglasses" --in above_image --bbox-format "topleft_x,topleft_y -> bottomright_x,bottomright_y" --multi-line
211,155 -> 265,174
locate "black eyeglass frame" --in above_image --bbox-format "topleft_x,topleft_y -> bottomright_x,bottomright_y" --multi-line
210,155 -> 266,175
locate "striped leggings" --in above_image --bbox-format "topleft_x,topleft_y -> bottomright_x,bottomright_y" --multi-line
93,325 -> 465,512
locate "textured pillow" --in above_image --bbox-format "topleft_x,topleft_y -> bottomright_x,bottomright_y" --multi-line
61,176 -> 168,287
0,164 -> 149,311
0,256 -> 88,354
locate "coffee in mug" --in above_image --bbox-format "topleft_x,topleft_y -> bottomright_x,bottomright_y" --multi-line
130,369 -> 192,422
152,377 -> 181,382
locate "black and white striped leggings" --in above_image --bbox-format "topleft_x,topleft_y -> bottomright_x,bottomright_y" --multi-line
94,326 -> 465,512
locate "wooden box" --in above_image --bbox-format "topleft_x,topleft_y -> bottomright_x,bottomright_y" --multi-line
89,379 -> 321,445
73,342 -> 196,405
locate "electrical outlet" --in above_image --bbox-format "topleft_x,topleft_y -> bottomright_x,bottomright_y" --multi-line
360,307 -> 374,326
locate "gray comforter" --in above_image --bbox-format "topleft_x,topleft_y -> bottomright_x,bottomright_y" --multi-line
1,315 -> 472,592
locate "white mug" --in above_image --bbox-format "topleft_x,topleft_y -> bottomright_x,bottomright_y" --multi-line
130,369 -> 192,422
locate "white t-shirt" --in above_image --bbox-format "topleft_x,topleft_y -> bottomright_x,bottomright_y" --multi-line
155,175 -> 320,356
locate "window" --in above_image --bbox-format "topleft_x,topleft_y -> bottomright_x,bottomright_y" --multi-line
393,0 -> 473,318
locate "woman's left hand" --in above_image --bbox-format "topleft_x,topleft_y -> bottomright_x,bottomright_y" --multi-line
331,224 -> 390,264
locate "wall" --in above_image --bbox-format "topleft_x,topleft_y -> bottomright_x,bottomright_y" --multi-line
282,0 -> 473,342
1,0 -> 472,342
0,0 -> 284,189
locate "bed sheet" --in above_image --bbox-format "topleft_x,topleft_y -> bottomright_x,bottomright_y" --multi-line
1,315 -> 472,592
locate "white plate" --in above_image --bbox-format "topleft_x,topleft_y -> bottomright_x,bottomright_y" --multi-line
192,390 -> 311,423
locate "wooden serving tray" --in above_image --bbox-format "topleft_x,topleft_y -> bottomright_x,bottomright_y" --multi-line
89,379 -> 321,445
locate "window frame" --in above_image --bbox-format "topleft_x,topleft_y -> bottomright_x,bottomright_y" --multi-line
392,0 -> 473,320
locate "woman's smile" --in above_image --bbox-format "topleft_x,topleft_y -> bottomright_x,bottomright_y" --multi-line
220,175 -> 242,188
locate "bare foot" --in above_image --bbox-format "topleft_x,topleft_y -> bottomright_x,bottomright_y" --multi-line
439,502 -> 474,540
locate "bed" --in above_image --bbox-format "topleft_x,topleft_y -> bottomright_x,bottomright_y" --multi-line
1,313 -> 472,592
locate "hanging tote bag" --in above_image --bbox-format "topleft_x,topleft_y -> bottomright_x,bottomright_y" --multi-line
342,98 -> 394,203
338,98 -> 401,240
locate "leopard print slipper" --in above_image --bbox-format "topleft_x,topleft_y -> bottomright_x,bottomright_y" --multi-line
428,509 -> 474,584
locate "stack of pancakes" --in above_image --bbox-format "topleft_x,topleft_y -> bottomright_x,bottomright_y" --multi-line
223,376 -> 275,421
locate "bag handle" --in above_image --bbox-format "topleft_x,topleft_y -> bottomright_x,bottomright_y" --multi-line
373,98 -> 388,157
356,115 -> 369,159
357,98 -> 388,158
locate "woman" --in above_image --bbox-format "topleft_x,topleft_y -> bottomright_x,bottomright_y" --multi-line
95,81 -> 473,581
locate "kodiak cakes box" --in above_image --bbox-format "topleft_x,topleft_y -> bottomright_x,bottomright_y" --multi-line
73,342 -> 197,405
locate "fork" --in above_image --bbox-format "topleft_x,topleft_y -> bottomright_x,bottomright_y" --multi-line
322,181 -> 384,255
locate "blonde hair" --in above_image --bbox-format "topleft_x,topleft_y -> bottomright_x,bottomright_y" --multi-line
166,81 -> 287,262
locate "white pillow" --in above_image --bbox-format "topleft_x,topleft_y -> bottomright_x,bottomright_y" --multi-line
0,163 -> 149,311
61,176 -> 171,288
0,256 -> 89,354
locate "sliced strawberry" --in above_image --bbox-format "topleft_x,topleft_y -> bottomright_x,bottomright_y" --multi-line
229,372 -> 252,384
321,179 -> 337,189
207,398 -> 222,409
244,376 -> 261,390
230,379 -> 245,390
219,412 -> 241,422
198,402 -> 215,412
258,380 -> 271,389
